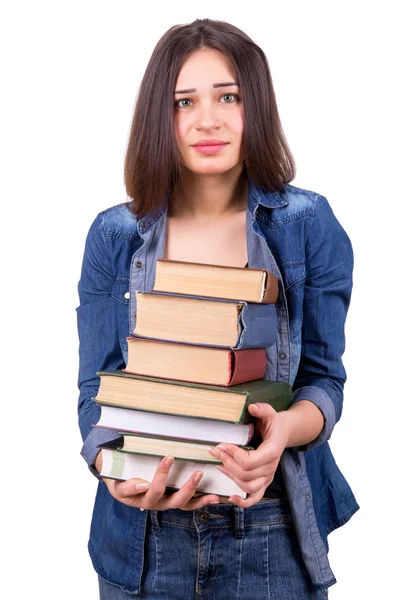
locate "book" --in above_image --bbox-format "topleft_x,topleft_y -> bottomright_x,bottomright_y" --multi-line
152,259 -> 279,304
133,291 -> 277,349
99,447 -> 247,498
115,432 -> 253,464
95,404 -> 255,445
95,370 -> 292,424
124,337 -> 267,386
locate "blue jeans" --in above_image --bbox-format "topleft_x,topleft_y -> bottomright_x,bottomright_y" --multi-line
98,498 -> 328,599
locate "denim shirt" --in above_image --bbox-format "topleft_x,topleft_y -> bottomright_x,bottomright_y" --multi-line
77,180 -> 359,592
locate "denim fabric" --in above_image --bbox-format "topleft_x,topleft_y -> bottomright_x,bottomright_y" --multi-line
98,499 -> 329,600
77,180 -> 359,592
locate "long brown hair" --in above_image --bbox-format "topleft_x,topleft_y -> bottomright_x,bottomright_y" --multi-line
124,18 -> 295,218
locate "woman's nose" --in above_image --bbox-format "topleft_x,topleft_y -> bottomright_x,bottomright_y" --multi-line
195,103 -> 222,130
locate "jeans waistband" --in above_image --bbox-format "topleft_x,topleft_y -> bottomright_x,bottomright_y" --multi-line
149,497 -> 292,538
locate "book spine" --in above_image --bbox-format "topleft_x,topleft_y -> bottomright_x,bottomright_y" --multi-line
237,383 -> 293,423
235,302 -> 277,349
261,272 -> 279,304
245,421 -> 255,444
228,348 -> 267,385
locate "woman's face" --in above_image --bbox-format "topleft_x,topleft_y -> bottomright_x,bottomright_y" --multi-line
174,48 -> 244,176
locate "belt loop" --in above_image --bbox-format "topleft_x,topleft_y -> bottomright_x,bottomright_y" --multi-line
150,510 -> 161,532
234,506 -> 245,539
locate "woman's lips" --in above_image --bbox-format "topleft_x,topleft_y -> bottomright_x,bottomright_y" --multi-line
192,143 -> 228,155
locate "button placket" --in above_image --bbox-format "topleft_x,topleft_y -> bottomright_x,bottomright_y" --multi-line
129,248 -> 145,335
247,209 -> 291,383
129,209 -> 168,336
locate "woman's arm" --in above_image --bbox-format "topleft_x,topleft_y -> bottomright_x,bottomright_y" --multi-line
208,195 -> 353,506
290,194 -> 354,449
77,213 -> 125,476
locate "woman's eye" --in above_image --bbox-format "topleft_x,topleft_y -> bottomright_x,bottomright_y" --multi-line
221,93 -> 238,103
175,99 -> 193,108
174,94 -> 239,108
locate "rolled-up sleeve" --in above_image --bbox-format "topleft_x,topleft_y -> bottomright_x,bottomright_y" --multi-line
292,195 -> 353,450
76,213 -> 125,477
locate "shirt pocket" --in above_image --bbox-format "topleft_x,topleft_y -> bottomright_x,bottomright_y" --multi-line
111,277 -> 130,305
278,260 -> 305,340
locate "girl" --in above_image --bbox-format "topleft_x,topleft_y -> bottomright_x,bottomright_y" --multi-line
77,18 -> 358,599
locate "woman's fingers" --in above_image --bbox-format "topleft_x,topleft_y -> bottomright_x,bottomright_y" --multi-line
228,486 -> 267,509
162,470 -> 220,510
103,457 -> 220,510
139,456 -> 175,508
216,462 -> 274,483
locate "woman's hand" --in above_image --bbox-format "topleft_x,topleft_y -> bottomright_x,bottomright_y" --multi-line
95,451 -> 220,511
208,403 -> 290,508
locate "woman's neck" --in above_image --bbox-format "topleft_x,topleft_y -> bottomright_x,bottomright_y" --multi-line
170,164 -> 248,221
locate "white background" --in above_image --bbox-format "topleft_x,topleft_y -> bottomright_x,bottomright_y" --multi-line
1,1 -> 399,598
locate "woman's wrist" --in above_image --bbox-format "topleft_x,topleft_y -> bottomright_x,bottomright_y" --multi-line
277,400 -> 324,448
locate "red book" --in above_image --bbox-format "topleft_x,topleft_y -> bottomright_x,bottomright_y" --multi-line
124,337 -> 266,386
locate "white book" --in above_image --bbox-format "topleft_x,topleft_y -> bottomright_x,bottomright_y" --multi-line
95,405 -> 253,445
100,448 -> 246,498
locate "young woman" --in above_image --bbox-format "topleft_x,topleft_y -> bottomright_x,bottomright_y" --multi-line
77,18 -> 359,599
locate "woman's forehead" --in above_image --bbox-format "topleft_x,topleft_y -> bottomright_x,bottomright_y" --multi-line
176,49 -> 236,88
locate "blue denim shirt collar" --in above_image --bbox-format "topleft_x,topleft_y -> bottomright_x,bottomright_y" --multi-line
247,179 -> 289,210
137,178 -> 289,233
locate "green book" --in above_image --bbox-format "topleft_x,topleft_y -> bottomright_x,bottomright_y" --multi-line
95,370 -> 292,424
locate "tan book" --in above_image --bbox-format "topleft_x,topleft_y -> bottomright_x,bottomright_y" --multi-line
117,433 -> 252,464
152,259 -> 279,304
133,291 -> 277,348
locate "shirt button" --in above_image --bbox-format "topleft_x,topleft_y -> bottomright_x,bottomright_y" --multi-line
306,493 -> 311,501
135,261 -> 143,268
196,511 -> 210,523
279,352 -> 287,360
124,292 -> 130,299
140,221 -> 147,230
132,312 -> 137,319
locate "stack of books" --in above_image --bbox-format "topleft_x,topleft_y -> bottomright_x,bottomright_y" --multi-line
96,259 -> 292,498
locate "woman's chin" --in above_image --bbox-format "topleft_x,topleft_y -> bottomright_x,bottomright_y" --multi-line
183,161 -> 242,177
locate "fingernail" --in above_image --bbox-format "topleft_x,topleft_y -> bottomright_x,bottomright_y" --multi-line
135,483 -> 150,491
216,444 -> 228,452
193,471 -> 203,484
209,500 -> 220,504
208,447 -> 219,458
162,456 -> 174,467
249,404 -> 260,413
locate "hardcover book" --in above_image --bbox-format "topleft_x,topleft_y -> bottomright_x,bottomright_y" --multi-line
95,370 -> 292,423
124,337 -> 267,386
152,259 -> 279,304
112,432 -> 253,464
133,291 -> 277,349
99,447 -> 247,498
95,404 -> 255,445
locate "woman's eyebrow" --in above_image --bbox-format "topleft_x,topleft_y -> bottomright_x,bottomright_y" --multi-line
174,82 -> 239,94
